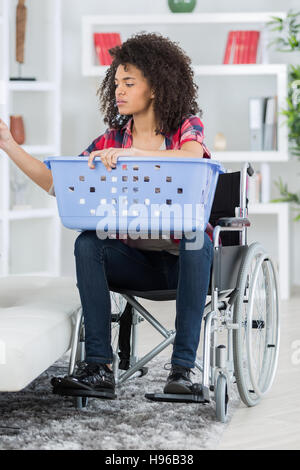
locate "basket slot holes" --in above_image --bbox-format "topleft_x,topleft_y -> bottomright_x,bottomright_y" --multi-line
100,198 -> 107,204
122,176 -> 128,182
133,165 -> 139,171
144,176 -> 150,182
68,186 -> 74,192
122,210 -> 128,216
111,187 -> 117,193
155,165 -> 160,170
133,198 -> 139,204
166,176 -> 172,182
122,164 -> 127,171
155,188 -> 160,193
79,198 -> 85,205
90,209 -> 96,215
177,188 -> 183,194
90,187 -> 95,193
122,187 -> 128,193
133,187 -> 139,193
101,176 -> 106,181
144,198 -> 150,205
79,176 -> 85,182
133,176 -> 139,182
112,176 -> 118,182
112,198 -> 117,205
166,199 -> 172,205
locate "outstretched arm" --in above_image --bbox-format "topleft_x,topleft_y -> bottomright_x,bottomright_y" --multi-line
0,118 -> 53,192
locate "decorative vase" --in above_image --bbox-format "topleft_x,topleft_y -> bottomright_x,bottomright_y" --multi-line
213,132 -> 227,151
10,115 -> 25,145
168,0 -> 197,13
10,165 -> 31,211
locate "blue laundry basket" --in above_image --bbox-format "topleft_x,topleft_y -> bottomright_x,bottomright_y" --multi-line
44,156 -> 225,236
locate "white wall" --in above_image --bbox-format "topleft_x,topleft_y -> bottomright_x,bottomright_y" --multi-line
60,0 -> 300,288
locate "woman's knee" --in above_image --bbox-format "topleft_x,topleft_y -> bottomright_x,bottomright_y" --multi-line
74,231 -> 103,258
180,231 -> 214,263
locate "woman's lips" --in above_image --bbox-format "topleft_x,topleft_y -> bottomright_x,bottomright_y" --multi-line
117,101 -> 127,105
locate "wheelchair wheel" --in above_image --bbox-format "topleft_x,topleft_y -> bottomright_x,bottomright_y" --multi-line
215,374 -> 229,423
110,291 -> 127,353
110,291 -> 127,317
233,242 -> 280,407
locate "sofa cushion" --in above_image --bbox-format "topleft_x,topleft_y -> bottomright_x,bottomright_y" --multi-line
0,276 -> 80,391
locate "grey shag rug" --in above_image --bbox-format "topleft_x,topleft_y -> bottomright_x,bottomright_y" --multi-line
0,356 -> 240,450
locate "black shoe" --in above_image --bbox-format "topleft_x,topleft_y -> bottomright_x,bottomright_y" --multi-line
51,362 -> 116,399
163,364 -> 195,394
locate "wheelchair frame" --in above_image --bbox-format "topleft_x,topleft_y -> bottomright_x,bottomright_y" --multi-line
67,162 -> 280,422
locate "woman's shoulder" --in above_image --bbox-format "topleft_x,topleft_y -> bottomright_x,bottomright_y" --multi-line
180,114 -> 204,131
79,127 -> 123,155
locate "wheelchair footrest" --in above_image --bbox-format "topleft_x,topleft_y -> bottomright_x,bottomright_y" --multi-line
52,386 -> 116,400
145,384 -> 210,404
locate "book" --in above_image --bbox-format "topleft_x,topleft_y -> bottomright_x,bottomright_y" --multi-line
263,96 -> 277,151
223,31 -> 235,64
233,31 -> 242,64
223,30 -> 260,64
249,97 -> 266,151
248,31 -> 260,64
94,33 -> 122,65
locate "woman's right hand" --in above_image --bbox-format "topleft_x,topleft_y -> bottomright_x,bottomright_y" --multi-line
0,118 -> 15,150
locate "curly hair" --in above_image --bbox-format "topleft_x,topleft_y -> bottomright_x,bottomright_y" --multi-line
97,32 -> 202,135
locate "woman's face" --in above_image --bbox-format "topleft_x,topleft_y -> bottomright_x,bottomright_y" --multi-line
114,63 -> 154,116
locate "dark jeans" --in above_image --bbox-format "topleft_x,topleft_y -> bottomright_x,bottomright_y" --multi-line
74,231 -> 213,369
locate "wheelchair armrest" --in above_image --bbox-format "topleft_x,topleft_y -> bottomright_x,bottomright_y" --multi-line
216,217 -> 250,228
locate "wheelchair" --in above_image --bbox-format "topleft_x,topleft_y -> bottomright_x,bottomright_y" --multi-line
57,162 -> 280,423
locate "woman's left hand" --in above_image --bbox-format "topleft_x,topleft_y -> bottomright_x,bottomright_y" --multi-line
88,147 -> 137,171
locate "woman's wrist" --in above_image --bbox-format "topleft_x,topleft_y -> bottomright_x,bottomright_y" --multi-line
2,137 -> 18,155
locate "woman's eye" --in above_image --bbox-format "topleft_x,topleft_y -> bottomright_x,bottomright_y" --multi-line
114,83 -> 134,88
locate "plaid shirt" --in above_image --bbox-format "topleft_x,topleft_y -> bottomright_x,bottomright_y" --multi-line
80,115 -> 214,244
80,114 -> 211,158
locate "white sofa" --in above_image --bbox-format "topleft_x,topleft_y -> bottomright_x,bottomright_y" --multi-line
0,276 -> 81,391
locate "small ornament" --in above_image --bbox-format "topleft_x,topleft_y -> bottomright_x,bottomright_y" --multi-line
213,132 -> 227,151
10,115 -> 25,145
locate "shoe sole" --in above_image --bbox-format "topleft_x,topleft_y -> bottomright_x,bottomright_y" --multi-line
51,376 -> 115,391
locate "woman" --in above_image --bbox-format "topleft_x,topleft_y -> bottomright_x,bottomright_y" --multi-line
0,33 -> 214,398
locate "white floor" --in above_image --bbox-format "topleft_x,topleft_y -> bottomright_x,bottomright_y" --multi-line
136,288 -> 300,450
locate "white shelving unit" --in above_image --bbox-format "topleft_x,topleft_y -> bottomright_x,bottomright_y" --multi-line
0,0 -> 62,277
248,203 -> 290,299
81,11 -> 291,299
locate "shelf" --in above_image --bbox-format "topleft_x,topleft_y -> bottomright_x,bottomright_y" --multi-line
8,81 -> 56,92
8,208 -> 57,220
82,12 -> 286,25
0,0 -> 62,278
22,145 -> 58,156
84,63 -> 288,78
248,202 -> 289,214
8,271 -> 58,277
213,151 -> 288,163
